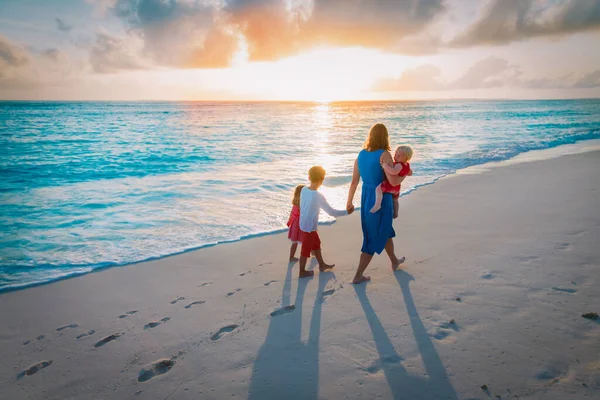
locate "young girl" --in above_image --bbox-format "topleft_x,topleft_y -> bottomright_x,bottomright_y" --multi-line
287,184 -> 304,263
370,145 -> 413,218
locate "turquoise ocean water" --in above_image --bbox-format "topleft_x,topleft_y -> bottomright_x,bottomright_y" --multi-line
1,100 -> 600,292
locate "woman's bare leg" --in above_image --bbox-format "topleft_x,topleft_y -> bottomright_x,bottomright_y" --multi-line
352,252 -> 373,284
385,238 -> 405,270
393,199 -> 399,219
289,243 -> 299,263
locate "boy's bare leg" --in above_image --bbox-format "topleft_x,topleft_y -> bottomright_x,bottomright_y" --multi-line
289,243 -> 299,263
393,198 -> 399,219
299,255 -> 314,278
370,184 -> 384,213
314,249 -> 334,271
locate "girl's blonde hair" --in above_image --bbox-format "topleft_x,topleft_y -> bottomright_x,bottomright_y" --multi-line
396,145 -> 413,160
292,184 -> 304,206
364,123 -> 391,152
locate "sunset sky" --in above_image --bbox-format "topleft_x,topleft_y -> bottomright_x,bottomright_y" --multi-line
1,0 -> 600,101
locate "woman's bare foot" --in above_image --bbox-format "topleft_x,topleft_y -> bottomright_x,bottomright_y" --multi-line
319,263 -> 335,272
299,270 -> 315,278
352,275 -> 371,284
392,256 -> 406,271
289,257 -> 299,263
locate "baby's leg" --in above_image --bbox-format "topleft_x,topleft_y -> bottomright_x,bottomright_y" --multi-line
393,198 -> 399,219
370,184 -> 384,213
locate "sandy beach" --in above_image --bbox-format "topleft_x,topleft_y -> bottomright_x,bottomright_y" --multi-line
1,149 -> 599,400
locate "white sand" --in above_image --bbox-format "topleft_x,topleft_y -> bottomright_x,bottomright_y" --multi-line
1,149 -> 599,400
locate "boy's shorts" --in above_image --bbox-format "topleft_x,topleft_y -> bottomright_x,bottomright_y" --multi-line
300,230 -> 321,258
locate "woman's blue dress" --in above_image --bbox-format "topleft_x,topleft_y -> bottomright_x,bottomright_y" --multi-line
358,149 -> 395,255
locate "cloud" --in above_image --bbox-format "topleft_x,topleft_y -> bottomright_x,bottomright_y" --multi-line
89,32 -> 148,73
101,0 -> 447,69
373,64 -> 444,91
374,56 -> 600,92
0,36 -> 82,94
55,17 -> 73,32
0,35 -> 31,67
452,0 -> 600,47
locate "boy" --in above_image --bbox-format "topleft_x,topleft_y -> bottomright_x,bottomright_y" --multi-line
370,145 -> 413,219
298,166 -> 353,278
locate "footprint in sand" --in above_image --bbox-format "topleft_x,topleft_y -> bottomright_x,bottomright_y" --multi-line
227,288 -> 242,297
170,297 -> 185,305
56,324 -> 78,332
16,360 -> 52,379
76,330 -> 95,339
322,289 -> 335,297
199,282 -> 213,287
535,363 -> 569,382
119,310 -> 139,319
270,305 -> 296,317
480,272 -> 496,280
184,301 -> 205,309
144,317 -> 170,330
210,324 -> 239,341
518,255 -> 541,264
239,271 -> 251,277
264,280 -> 277,286
22,335 -> 45,345
137,358 -> 175,382
94,333 -> 122,348
430,320 -> 459,340
551,287 -> 578,294
555,243 -> 571,251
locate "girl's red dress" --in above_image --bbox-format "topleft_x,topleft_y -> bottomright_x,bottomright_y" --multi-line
287,205 -> 302,243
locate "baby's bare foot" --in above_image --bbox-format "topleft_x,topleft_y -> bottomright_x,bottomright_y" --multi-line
370,205 -> 381,214
392,256 -> 406,271
299,270 -> 315,278
319,263 -> 335,272
352,275 -> 371,284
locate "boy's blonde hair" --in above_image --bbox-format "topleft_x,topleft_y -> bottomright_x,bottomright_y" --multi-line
396,145 -> 413,161
308,166 -> 326,183
292,184 -> 304,206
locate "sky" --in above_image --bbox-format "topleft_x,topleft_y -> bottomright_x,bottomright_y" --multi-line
1,0 -> 599,101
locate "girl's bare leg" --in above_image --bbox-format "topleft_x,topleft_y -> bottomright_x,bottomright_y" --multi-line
385,238 -> 405,270
370,184 -> 384,213
352,252 -> 373,284
313,249 -> 334,271
289,243 -> 299,263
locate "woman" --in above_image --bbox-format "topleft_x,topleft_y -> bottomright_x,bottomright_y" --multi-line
346,123 -> 405,284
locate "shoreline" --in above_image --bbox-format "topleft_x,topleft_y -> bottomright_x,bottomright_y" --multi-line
1,149 -> 598,399
3,138 -> 600,294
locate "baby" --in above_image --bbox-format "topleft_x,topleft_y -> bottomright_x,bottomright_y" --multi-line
370,145 -> 413,218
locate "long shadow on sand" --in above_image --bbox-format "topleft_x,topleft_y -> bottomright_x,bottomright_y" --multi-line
353,270 -> 458,400
248,262 -> 333,399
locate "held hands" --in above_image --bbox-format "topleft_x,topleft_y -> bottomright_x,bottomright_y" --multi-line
346,203 -> 355,215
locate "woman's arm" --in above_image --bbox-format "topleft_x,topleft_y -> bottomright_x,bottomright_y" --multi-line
346,158 -> 360,211
381,151 -> 405,187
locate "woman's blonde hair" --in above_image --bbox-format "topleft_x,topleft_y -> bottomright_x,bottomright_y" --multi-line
292,184 -> 304,206
364,123 -> 391,152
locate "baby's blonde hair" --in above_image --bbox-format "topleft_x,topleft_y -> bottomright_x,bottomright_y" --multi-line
395,145 -> 413,161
